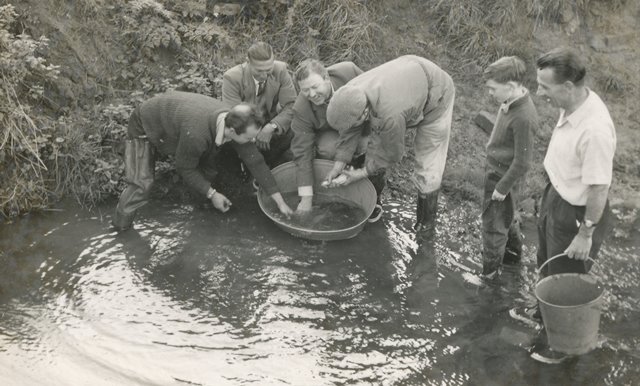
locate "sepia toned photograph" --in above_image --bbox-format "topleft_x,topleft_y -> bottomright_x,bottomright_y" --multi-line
0,0 -> 638,385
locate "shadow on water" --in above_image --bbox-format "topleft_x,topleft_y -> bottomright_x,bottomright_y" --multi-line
0,195 -> 638,385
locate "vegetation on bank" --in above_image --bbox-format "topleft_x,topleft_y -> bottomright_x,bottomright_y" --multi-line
0,0 -> 637,227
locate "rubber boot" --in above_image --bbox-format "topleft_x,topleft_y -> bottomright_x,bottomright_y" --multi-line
113,138 -> 155,231
413,190 -> 439,232
504,222 -> 524,264
367,170 -> 386,222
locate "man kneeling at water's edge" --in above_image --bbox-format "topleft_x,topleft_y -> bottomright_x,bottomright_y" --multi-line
112,91 -> 293,231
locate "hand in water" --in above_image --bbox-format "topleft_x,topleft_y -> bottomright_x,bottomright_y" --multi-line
211,192 -> 232,213
278,202 -> 294,218
296,196 -> 313,213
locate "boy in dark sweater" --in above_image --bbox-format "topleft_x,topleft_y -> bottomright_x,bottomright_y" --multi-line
113,91 -> 293,231
481,57 -> 538,278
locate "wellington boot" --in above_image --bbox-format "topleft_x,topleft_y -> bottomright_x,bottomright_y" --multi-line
413,189 -> 439,232
113,137 -> 155,231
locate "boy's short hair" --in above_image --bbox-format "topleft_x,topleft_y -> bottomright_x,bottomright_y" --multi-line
225,103 -> 264,134
294,59 -> 329,84
484,56 -> 527,84
536,47 -> 586,86
247,42 -> 273,62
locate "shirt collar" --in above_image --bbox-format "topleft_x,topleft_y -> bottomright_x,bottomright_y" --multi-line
558,88 -> 592,129
215,112 -> 228,146
500,89 -> 528,113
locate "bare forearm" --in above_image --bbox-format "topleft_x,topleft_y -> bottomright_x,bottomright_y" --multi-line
584,184 -> 609,223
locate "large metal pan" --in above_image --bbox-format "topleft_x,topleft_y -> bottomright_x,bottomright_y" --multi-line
257,159 -> 376,240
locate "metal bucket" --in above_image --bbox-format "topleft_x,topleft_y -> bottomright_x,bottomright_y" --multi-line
257,160 -> 376,240
535,254 -> 604,355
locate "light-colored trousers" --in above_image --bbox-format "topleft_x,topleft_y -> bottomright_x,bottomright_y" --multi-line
412,91 -> 455,194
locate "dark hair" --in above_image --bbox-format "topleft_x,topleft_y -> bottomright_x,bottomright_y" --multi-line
294,59 -> 328,83
536,47 -> 586,86
225,103 -> 264,134
247,42 -> 273,62
484,56 -> 527,84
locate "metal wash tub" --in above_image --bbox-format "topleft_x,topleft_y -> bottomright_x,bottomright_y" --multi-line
257,159 -> 376,241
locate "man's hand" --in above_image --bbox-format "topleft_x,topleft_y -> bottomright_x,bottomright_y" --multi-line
296,195 -> 313,213
326,167 -> 368,188
270,192 -> 292,218
256,123 -> 278,151
211,191 -> 232,213
323,161 -> 346,186
565,229 -> 592,261
278,202 -> 294,218
491,189 -> 507,201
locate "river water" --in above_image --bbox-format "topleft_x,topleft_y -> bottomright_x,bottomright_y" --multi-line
0,196 -> 638,385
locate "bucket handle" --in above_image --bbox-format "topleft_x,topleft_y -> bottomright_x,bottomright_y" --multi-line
537,253 -> 597,275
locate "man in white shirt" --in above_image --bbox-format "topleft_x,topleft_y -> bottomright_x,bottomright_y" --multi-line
535,47 -> 616,277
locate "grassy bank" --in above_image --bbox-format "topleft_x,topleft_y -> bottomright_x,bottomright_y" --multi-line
1,0 -> 638,231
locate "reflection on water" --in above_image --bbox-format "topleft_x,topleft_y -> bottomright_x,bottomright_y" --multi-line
0,196 -> 638,385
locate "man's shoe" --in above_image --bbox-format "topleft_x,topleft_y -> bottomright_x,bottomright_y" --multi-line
368,204 -> 383,223
510,305 -> 542,328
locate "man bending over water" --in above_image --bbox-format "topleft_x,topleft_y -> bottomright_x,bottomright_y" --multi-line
112,91 -> 293,231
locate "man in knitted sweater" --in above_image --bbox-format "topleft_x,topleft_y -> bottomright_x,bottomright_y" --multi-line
112,91 -> 293,231
222,42 -> 297,167
481,57 -> 538,278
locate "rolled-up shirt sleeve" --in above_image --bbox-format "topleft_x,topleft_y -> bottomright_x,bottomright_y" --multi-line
580,129 -> 615,186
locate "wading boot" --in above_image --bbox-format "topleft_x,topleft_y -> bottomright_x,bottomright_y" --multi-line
112,137 -> 155,231
367,170 -> 386,223
413,190 -> 439,232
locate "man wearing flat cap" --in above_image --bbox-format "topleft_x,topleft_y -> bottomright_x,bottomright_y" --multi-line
325,55 -> 455,232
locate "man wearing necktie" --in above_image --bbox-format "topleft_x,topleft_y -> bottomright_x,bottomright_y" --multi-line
222,42 -> 297,167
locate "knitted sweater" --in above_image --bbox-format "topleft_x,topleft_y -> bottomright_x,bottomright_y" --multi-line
139,91 -> 278,196
486,92 -> 538,194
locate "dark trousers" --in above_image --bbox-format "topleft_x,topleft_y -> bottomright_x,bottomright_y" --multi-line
262,129 -> 294,168
537,183 -> 612,277
481,171 -> 523,275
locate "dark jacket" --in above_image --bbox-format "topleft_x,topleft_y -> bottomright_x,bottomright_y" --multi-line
222,61 -> 297,132
290,61 -> 363,188
138,91 -> 278,196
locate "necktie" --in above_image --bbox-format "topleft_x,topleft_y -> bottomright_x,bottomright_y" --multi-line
257,81 -> 265,96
